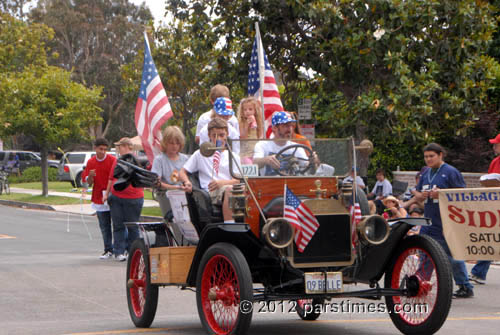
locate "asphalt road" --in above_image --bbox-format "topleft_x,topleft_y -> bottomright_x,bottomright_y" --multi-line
1,204 -> 500,335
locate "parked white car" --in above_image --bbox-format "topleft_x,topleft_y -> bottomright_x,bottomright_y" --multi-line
57,152 -> 96,187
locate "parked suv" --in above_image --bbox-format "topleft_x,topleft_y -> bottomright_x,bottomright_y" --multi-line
57,151 -> 95,188
0,150 -> 58,173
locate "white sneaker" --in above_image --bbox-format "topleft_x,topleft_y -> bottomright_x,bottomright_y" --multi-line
99,251 -> 113,260
115,254 -> 127,262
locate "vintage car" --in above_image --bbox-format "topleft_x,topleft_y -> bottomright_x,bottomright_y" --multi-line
123,137 -> 452,335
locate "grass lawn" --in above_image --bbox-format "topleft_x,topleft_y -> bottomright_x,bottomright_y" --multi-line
11,181 -> 77,192
11,182 -> 155,200
0,193 -> 86,205
141,207 -> 162,217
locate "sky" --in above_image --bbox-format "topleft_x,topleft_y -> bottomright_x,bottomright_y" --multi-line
130,0 -> 170,27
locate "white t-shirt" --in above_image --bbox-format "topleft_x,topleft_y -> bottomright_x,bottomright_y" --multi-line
344,175 -> 365,188
195,110 -> 240,137
253,140 -> 308,176
371,179 -> 392,197
199,123 -> 240,154
183,149 -> 240,192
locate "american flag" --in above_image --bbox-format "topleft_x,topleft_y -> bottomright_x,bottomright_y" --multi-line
248,35 -> 284,138
350,202 -> 362,249
212,139 -> 222,176
283,185 -> 319,252
135,32 -> 173,163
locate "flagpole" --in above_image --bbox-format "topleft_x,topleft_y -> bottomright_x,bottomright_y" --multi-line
352,137 -> 357,206
255,22 -> 266,127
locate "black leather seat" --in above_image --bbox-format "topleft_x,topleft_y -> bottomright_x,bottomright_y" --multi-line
185,172 -> 224,235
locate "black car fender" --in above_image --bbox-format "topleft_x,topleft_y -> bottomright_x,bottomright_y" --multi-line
186,223 -> 264,286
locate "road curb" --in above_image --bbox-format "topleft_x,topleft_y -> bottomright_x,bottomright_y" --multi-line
0,199 -> 55,211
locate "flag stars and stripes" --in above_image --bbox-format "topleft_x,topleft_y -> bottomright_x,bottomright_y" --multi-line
283,186 -> 320,252
135,32 -> 173,164
247,35 -> 285,138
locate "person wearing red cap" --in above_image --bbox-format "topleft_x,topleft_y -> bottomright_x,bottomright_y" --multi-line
469,134 -> 500,284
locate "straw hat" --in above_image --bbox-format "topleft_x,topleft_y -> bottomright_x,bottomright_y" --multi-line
383,195 -> 399,207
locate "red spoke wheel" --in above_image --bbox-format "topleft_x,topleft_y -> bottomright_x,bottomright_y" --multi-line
385,235 -> 452,334
196,243 -> 253,334
296,298 -> 323,321
126,239 -> 158,328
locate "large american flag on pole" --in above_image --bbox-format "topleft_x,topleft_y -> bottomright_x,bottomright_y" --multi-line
248,34 -> 284,138
135,32 -> 173,163
283,185 -> 320,252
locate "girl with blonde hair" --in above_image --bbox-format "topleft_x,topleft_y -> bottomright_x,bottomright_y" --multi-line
151,126 -> 190,243
237,97 -> 263,163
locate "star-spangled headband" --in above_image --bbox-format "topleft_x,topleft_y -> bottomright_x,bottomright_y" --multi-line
214,97 -> 234,116
272,111 -> 296,126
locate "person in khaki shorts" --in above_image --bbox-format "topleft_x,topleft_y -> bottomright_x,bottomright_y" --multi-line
179,118 -> 240,223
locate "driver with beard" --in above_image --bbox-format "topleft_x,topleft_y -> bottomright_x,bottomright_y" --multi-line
253,111 -> 312,176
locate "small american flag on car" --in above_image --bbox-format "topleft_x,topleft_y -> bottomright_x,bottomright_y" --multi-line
283,185 -> 319,252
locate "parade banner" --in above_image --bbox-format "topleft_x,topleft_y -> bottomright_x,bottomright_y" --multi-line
439,187 -> 500,260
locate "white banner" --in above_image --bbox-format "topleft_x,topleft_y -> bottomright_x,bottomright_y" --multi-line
439,187 -> 500,260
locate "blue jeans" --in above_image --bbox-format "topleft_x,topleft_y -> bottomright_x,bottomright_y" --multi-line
426,234 -> 473,290
109,195 -> 143,255
471,261 -> 491,280
96,211 -> 113,253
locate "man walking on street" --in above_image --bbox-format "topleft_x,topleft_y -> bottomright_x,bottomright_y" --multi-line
82,138 -> 117,259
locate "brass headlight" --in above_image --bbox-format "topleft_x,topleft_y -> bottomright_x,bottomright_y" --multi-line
357,215 -> 390,245
262,218 -> 295,249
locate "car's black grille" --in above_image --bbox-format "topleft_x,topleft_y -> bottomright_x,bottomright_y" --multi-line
292,214 -> 352,264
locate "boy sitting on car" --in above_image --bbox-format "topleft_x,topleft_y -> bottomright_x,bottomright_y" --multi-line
179,117 -> 240,223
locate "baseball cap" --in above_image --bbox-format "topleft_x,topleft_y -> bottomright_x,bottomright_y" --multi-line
272,111 -> 296,126
114,137 -> 133,147
213,97 -> 234,116
489,134 -> 500,144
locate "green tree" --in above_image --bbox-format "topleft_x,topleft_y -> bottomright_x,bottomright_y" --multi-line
0,11 -> 53,72
163,0 -> 500,174
0,66 -> 102,195
29,0 -> 152,140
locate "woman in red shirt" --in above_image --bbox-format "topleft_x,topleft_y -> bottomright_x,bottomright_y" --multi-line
104,137 -> 144,262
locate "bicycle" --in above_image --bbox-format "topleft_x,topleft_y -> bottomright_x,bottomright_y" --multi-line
0,167 -> 11,195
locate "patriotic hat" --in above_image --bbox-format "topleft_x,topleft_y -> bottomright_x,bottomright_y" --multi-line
214,97 -> 234,116
272,111 -> 296,126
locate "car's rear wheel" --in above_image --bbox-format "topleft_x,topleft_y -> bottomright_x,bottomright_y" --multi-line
196,243 -> 253,334
384,235 -> 452,334
296,298 -> 323,320
127,239 -> 158,328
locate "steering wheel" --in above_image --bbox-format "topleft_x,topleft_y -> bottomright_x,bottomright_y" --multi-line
273,144 -> 314,176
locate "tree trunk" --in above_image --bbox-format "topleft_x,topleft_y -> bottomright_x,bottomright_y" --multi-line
40,145 -> 49,197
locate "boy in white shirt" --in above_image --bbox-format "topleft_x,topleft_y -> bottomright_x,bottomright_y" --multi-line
198,97 -> 240,154
180,118 -> 240,223
195,84 -> 239,144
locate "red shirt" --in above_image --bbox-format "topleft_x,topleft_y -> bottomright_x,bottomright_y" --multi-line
488,156 -> 500,173
108,158 -> 144,199
81,154 -> 116,204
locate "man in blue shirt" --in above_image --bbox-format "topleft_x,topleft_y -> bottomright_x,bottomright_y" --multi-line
414,143 -> 474,298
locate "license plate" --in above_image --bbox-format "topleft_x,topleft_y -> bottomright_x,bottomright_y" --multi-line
305,272 -> 343,294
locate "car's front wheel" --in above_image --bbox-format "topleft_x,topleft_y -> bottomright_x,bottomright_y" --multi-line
196,243 -> 253,334
384,234 -> 452,334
